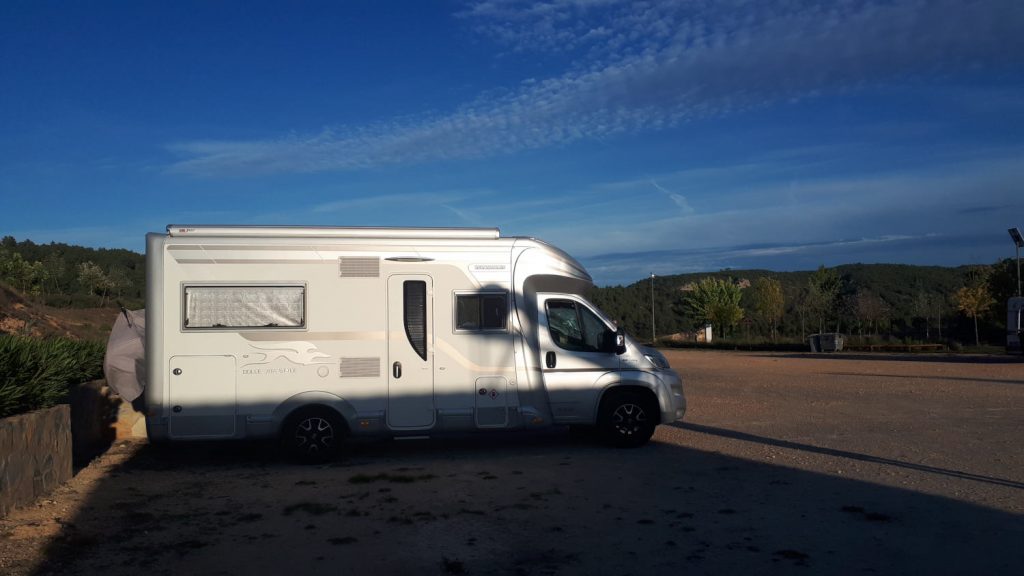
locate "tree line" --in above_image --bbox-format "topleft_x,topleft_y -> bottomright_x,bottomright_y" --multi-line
589,260 -> 1019,347
0,236 -> 144,307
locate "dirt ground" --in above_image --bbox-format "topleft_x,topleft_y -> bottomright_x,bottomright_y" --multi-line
0,283 -> 119,341
2,350 -> 1022,575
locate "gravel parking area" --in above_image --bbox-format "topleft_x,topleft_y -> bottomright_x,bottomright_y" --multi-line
2,350 -> 1022,575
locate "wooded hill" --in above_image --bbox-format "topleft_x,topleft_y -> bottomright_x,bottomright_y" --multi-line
0,236 -> 144,308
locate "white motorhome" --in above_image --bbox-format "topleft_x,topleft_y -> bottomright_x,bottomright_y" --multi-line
144,225 -> 685,460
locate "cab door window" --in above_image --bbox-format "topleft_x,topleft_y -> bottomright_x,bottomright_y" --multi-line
546,300 -> 610,353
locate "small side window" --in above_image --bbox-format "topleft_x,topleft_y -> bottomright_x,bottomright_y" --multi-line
455,292 -> 508,331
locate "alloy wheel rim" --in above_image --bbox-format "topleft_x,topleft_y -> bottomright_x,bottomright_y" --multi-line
294,417 -> 335,453
611,403 -> 647,436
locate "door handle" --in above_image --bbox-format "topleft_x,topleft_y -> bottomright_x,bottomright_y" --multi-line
393,361 -> 402,379
545,351 -> 556,369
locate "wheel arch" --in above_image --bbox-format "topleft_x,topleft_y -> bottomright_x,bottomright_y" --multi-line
273,391 -> 356,437
593,368 -> 663,420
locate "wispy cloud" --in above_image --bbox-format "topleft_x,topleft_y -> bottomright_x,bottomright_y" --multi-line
957,205 -> 1010,215
167,0 -> 1023,177
650,179 -> 694,214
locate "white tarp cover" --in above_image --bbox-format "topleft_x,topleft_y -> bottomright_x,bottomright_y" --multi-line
103,309 -> 146,402
185,285 -> 304,328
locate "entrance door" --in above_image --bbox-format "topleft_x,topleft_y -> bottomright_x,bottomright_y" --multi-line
387,275 -> 435,428
168,355 -> 236,438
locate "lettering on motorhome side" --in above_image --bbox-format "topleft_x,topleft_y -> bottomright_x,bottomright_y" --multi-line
141,225 -> 686,461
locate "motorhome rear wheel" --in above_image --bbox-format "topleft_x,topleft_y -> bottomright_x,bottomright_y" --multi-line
282,407 -> 346,463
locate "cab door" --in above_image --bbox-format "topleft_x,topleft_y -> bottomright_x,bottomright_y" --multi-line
537,295 -> 619,422
387,275 -> 435,429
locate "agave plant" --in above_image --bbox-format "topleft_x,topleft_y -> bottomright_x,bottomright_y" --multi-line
0,334 -> 104,419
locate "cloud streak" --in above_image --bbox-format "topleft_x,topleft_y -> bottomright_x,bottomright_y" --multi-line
582,233 -> 946,284
167,0 -> 1023,177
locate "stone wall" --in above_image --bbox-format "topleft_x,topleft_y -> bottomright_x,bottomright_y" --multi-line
0,405 -> 72,517
68,380 -> 147,467
68,380 -> 120,467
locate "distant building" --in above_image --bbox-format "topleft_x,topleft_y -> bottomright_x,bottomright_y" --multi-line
667,323 -> 713,343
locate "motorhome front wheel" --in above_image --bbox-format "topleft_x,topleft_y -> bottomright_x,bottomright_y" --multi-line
598,390 -> 658,448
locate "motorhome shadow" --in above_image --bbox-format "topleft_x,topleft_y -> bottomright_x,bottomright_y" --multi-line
113,226 -> 685,461
26,428 -> 1024,575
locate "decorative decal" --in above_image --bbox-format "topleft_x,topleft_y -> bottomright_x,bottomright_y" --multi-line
242,341 -> 332,368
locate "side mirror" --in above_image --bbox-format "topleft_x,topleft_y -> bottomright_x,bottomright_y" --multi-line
615,328 -> 627,355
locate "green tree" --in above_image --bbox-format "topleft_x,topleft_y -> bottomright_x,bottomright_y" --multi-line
686,277 -> 744,338
750,277 -> 784,341
77,261 -> 113,306
954,283 -> 995,346
806,265 -> 842,333
27,260 -> 46,298
107,265 -> 133,300
0,251 -> 35,292
912,287 -> 931,340
41,253 -> 67,295
987,258 -> 1017,308
854,290 -> 888,336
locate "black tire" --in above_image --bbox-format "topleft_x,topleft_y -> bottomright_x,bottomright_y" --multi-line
281,407 -> 346,463
598,390 -> 658,448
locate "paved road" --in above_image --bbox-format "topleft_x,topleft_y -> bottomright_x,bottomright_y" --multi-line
2,350 -> 1022,575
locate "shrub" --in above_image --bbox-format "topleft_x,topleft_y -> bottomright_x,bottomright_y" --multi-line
0,334 -> 105,419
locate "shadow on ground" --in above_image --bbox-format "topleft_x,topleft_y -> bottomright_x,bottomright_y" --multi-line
23,428 -> 1024,576
677,422 -> 1024,490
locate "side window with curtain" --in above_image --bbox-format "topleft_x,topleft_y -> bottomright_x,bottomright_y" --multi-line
183,285 -> 305,330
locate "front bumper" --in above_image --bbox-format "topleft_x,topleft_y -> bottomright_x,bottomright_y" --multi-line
659,369 -> 686,423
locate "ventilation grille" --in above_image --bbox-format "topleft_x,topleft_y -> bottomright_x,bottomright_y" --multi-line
339,357 -> 380,378
339,257 -> 380,278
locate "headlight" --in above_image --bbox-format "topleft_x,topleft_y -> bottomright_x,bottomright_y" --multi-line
644,351 -> 670,370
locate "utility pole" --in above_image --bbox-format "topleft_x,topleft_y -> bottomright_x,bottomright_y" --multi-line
650,273 -> 656,344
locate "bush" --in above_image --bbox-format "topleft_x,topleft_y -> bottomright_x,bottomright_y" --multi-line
0,334 -> 105,418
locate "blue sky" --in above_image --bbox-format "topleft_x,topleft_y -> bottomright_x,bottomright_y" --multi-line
1,0 -> 1022,285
